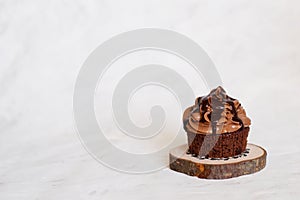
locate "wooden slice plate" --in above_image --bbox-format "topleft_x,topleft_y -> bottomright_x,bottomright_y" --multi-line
169,143 -> 267,179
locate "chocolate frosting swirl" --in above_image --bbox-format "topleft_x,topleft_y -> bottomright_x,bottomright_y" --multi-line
183,86 -> 251,134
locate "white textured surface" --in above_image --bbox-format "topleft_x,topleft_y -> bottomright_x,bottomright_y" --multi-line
0,0 -> 300,199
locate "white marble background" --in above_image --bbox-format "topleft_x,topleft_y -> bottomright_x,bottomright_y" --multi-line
0,0 -> 300,199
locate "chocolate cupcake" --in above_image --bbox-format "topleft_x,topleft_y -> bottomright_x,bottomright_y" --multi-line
183,86 -> 251,158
